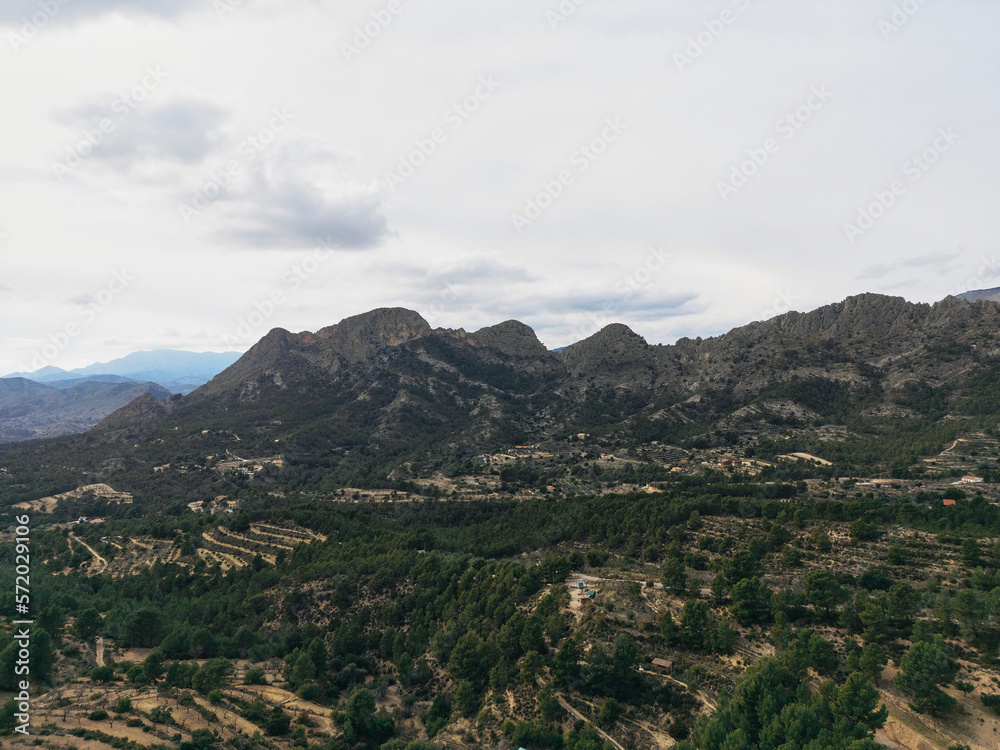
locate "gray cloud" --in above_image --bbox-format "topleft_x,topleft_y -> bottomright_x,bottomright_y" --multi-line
546,292 -> 700,317
216,141 -> 390,250
857,251 -> 961,280
0,0 -> 203,25
402,258 -> 533,289
54,98 -> 227,168
527,287 -> 705,346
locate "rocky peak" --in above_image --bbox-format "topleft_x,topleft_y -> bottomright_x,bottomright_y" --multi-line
562,323 -> 648,357
468,320 -> 550,358
559,323 -> 654,383
317,308 -> 431,362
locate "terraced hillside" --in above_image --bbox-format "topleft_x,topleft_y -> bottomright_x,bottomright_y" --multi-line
65,523 -> 324,577
199,523 -> 325,569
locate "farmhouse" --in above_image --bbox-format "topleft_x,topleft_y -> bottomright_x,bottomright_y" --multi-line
651,658 -> 673,674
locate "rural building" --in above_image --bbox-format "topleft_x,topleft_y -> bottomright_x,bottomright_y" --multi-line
943,498 -> 957,507
961,475 -> 984,484
867,479 -> 896,487
651,658 -> 673,674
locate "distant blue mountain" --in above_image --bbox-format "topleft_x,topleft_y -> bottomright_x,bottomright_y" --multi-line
0,377 -> 172,443
2,349 -> 242,394
46,374 -> 141,390
3,365 -> 71,381
957,287 -> 1000,303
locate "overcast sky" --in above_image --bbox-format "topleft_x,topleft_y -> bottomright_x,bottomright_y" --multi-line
1,0 -> 998,374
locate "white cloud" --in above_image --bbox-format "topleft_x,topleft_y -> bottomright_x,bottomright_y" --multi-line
1,0 -> 999,371
209,138 -> 391,250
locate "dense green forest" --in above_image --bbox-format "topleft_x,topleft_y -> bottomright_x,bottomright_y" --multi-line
4,478 -> 1000,748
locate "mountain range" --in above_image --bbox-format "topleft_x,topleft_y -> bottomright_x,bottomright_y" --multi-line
0,292 -> 996,492
4,291 -> 1000,483
3,349 -> 242,393
0,349 -> 241,443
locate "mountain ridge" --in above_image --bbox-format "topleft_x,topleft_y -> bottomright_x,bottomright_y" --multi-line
5,292 -> 1000,490
2,348 -> 242,394
84,293 -> 1000,460
958,286 -> 1000,304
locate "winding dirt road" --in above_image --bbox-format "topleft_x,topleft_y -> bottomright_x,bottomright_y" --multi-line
70,533 -> 108,574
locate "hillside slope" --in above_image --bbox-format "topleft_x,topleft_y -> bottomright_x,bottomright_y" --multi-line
0,378 -> 171,443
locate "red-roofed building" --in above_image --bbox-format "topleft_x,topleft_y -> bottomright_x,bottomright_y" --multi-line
943,498 -> 957,506
651,658 -> 674,673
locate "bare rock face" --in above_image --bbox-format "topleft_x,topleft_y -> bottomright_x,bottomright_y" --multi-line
464,320 -> 560,376
559,323 -> 656,389
84,292 -> 1000,461
195,309 -> 433,402
192,327 -> 306,403
315,308 -> 432,363
468,320 -> 547,357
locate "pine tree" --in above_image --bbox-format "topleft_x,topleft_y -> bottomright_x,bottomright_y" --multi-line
894,640 -> 957,715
